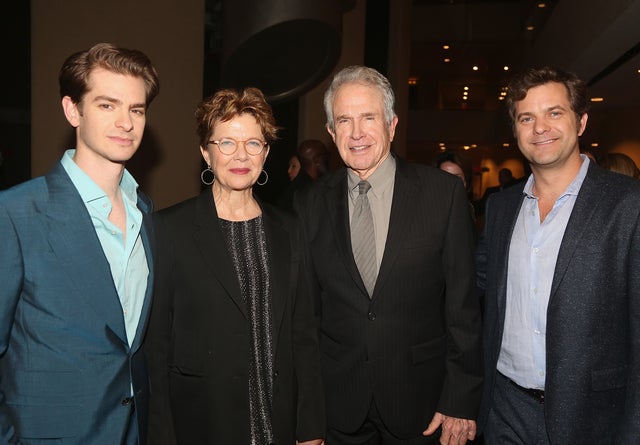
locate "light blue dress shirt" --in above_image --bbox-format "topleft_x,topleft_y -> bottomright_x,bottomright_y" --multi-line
497,155 -> 590,390
61,149 -> 148,347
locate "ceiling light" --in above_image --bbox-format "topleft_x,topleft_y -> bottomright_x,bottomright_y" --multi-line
503,66 -> 509,71
463,146 -> 471,150
591,143 -> 599,147
464,86 -> 469,91
444,58 -> 451,63
472,66 -> 479,71
498,96 -> 505,100
538,3 -> 546,8
408,77 -> 418,85
526,26 -> 535,31
502,143 -> 510,147
590,97 -> 604,102
443,45 -> 450,50
438,142 -> 445,146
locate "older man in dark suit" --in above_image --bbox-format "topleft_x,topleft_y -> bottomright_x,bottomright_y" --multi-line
477,66 -> 640,444
295,65 -> 482,445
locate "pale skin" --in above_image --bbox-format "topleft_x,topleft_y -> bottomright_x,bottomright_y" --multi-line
61,68 -> 148,242
200,114 -> 269,221
328,82 -> 476,444
513,82 -> 588,222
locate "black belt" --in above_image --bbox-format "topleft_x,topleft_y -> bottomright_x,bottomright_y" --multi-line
501,373 -> 545,404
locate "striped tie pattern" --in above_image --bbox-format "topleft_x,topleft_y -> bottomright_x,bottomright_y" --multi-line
351,180 -> 376,297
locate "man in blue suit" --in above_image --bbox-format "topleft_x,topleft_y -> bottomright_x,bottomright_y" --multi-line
0,43 -> 159,444
477,66 -> 640,444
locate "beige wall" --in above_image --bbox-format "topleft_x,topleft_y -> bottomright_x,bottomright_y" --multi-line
31,0 -> 205,210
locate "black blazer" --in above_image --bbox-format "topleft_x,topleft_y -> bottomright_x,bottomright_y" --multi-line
477,162 -> 640,443
295,156 -> 483,438
145,190 -> 324,444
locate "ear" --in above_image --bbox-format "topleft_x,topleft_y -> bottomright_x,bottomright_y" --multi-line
388,115 -> 399,142
577,113 -> 588,137
326,124 -> 336,143
62,96 -> 81,128
200,146 -> 211,166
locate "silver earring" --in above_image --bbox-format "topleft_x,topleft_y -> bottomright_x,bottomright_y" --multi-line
201,164 -> 214,186
256,169 -> 268,186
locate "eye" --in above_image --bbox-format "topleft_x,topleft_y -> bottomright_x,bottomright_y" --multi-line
217,138 -> 233,147
99,103 -> 114,110
131,108 -> 146,116
519,116 -> 533,124
246,139 -> 263,149
549,111 -> 562,118
337,118 -> 349,125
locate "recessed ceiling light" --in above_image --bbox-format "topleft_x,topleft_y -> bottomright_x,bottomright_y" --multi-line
472,66 -> 479,71
590,97 -> 604,102
538,3 -> 546,8
443,45 -> 450,50
503,66 -> 510,71
444,58 -> 451,63
591,142 -> 599,147
502,143 -> 510,147
464,86 -> 469,91
527,26 -> 535,31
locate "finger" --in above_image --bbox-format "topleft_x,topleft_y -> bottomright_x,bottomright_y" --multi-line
423,412 -> 444,436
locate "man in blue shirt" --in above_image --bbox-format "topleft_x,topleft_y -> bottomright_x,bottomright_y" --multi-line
477,66 -> 640,444
0,43 -> 159,444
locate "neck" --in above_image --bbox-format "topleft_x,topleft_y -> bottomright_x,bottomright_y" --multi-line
531,155 -> 583,201
72,151 -> 125,201
212,183 -> 261,221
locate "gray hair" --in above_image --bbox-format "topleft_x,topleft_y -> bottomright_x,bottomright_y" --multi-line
323,65 -> 396,132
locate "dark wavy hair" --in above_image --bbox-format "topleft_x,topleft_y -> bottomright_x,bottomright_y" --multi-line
506,66 -> 589,131
59,42 -> 159,106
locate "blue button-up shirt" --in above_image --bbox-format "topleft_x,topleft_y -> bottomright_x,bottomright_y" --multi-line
497,155 -> 590,390
61,149 -> 148,347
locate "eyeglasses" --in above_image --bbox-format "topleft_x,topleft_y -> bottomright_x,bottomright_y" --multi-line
208,138 -> 268,156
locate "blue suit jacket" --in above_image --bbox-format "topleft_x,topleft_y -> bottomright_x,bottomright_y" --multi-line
0,162 -> 154,444
477,161 -> 640,443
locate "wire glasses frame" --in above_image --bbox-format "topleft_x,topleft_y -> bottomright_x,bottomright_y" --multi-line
208,137 -> 268,156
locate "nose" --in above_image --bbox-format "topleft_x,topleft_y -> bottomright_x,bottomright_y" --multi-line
349,118 -> 366,139
116,110 -> 134,131
533,118 -> 549,134
233,141 -> 249,160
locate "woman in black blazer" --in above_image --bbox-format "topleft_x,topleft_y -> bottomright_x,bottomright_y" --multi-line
145,87 -> 325,445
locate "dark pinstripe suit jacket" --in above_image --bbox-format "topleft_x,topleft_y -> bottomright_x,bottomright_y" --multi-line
477,161 -> 640,443
295,155 -> 483,438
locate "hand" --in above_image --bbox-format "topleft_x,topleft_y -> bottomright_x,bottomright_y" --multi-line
423,412 -> 477,445
297,439 -> 324,445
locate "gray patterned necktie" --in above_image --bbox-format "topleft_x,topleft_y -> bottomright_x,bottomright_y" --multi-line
351,180 -> 376,297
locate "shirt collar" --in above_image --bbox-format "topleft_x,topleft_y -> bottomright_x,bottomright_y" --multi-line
60,149 -> 139,205
523,154 -> 590,199
348,153 -> 396,198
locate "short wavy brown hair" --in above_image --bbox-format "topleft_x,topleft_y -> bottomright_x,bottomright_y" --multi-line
59,42 -> 159,106
506,66 -> 589,132
195,87 -> 280,148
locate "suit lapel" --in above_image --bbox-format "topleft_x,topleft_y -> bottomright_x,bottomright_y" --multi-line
192,190 -> 247,318
494,185 -> 526,312
44,164 -> 128,346
131,192 -> 154,352
374,159 -> 416,298
323,171 -> 369,296
261,204 -> 289,355
549,163 -> 603,300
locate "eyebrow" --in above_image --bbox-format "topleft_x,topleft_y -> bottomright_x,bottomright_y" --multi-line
93,95 -> 146,110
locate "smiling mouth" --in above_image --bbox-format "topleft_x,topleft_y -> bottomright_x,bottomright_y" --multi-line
350,144 -> 369,151
532,138 -> 558,146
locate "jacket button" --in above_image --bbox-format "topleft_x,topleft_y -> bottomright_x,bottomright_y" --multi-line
273,371 -> 279,379
367,312 -> 376,321
121,397 -> 133,406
